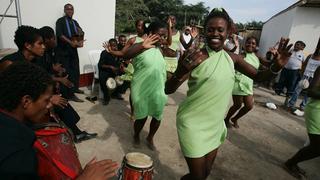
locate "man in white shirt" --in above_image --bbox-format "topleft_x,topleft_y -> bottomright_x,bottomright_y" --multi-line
275,41 -> 306,97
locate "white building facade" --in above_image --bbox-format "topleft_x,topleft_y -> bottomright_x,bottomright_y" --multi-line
259,0 -> 320,56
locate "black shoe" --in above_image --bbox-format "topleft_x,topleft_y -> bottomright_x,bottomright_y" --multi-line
111,94 -> 124,100
102,100 -> 109,106
74,89 -> 84,94
75,131 -> 97,143
68,95 -> 84,103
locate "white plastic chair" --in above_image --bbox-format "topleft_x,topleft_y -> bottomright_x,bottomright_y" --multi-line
88,49 -> 103,98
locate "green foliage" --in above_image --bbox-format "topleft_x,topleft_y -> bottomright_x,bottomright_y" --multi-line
115,0 -> 209,34
236,20 -> 263,30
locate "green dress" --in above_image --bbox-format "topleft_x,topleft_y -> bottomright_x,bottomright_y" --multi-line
165,31 -> 180,73
305,98 -> 320,135
233,53 -> 260,96
177,47 -> 235,158
131,48 -> 167,120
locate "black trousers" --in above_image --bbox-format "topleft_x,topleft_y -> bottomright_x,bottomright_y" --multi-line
56,47 -> 80,91
54,104 -> 81,135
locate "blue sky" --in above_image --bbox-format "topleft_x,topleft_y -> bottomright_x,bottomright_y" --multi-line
184,0 -> 299,23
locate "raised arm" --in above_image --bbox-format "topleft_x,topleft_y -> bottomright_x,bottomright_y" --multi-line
234,38 -> 293,82
104,37 -> 136,57
123,35 -> 159,59
180,27 -> 198,50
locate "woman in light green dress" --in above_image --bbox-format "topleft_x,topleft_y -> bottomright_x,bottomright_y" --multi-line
162,15 -> 196,77
284,42 -> 320,179
124,21 -> 172,150
224,37 -> 260,128
165,8 -> 293,180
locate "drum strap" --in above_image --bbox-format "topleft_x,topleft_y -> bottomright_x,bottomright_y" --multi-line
35,128 -> 68,136
34,129 -> 78,179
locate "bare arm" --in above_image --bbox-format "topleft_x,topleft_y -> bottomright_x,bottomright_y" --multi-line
308,67 -> 320,99
106,37 -> 136,57
0,60 -> 13,72
233,38 -> 293,82
123,35 -> 159,59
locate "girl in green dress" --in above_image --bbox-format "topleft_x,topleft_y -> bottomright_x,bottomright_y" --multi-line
284,42 -> 320,179
165,8 -> 293,180
224,37 -> 260,128
124,21 -> 171,150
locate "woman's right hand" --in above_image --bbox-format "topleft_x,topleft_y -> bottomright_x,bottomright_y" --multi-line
142,34 -> 160,49
175,48 -> 205,77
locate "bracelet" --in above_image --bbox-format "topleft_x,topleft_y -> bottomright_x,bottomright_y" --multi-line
269,63 -> 281,75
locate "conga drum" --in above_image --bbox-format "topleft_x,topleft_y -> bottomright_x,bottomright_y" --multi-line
118,152 -> 153,180
106,77 -> 117,90
32,122 -> 82,180
115,76 -> 124,86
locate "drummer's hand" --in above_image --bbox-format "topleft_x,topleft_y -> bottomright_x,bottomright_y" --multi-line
77,157 -> 118,180
111,66 -> 118,73
50,94 -> 68,109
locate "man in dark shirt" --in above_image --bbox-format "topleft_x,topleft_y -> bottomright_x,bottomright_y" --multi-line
0,62 -> 118,179
56,3 -> 84,95
37,26 -> 97,142
98,38 -> 124,105
0,26 -> 45,71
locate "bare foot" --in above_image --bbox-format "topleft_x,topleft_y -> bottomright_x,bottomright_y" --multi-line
231,119 -> 239,128
146,137 -> 156,151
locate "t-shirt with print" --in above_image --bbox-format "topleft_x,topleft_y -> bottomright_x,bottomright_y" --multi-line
284,50 -> 305,70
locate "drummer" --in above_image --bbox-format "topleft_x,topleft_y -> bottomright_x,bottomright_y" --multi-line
98,38 -> 125,105
0,62 -> 118,179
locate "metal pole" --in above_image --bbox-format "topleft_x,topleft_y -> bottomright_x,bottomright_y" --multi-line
0,0 -> 14,24
14,0 -> 22,26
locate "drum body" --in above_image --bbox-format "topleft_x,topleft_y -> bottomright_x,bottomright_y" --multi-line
119,152 -> 153,180
33,123 -> 82,180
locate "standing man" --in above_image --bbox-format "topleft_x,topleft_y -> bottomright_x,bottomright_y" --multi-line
56,3 -> 84,102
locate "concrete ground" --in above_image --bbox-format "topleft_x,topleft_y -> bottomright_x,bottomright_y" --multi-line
72,83 -> 320,180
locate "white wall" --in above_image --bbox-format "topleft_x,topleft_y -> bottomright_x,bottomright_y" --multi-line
289,7 -> 320,55
259,8 -> 296,56
0,0 -> 115,74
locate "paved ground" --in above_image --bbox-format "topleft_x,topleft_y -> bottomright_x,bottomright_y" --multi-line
72,83 -> 320,180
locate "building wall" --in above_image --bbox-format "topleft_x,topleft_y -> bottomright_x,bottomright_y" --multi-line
289,7 -> 320,55
0,0 -> 115,74
258,8 -> 296,56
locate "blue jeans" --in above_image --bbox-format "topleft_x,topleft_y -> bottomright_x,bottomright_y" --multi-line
275,68 -> 300,96
287,76 -> 312,110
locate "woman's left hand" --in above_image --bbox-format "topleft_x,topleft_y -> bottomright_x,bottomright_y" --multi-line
272,37 -> 293,70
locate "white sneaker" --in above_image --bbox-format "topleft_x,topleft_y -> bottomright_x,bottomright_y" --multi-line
266,102 -> 277,110
293,109 -> 304,116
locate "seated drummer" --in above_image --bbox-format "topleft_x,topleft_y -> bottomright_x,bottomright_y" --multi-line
1,25 -> 96,143
0,62 -> 118,179
98,38 -> 124,105
37,26 -> 97,142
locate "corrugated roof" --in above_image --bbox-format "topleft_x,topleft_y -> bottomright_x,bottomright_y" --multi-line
264,0 -> 320,24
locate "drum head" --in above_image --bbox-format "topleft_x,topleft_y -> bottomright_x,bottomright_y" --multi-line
106,78 -> 116,90
115,76 -> 124,86
125,152 -> 153,169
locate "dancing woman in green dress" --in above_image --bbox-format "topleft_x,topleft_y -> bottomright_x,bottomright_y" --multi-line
165,8 -> 293,180
224,37 -> 260,128
124,21 -> 171,150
